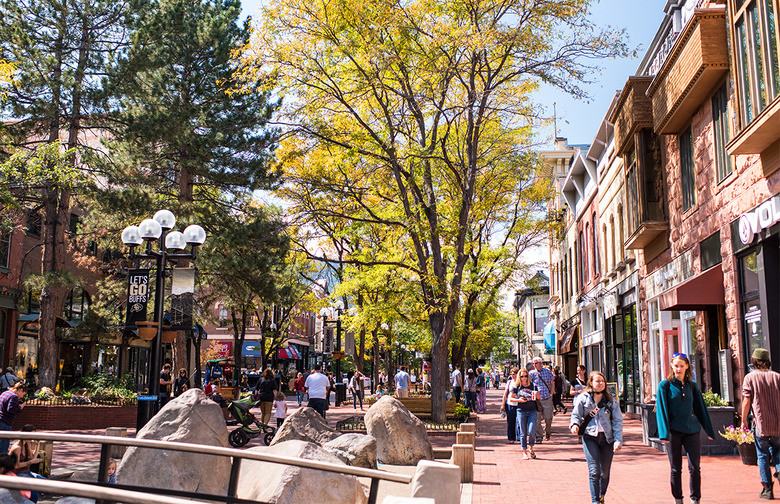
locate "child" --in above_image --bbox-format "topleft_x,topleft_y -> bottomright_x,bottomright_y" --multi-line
107,459 -> 117,484
0,453 -> 33,501
273,391 -> 287,428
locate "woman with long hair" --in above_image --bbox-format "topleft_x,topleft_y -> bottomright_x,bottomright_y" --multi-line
570,364 -> 588,396
464,369 -> 477,412
254,368 -> 279,427
569,371 -> 623,504
499,367 -> 518,443
656,353 -> 714,504
509,368 -> 538,459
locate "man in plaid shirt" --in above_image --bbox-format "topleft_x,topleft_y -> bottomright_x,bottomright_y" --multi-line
530,356 -> 556,442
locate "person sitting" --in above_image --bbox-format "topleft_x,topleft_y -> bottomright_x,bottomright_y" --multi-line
9,424 -> 46,503
0,453 -> 33,502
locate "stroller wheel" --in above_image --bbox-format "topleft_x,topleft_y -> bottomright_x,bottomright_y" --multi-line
263,431 -> 275,446
263,425 -> 276,434
229,429 -> 251,448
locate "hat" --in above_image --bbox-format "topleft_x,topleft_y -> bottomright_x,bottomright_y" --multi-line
467,368 -> 473,373
5,367 -> 12,372
752,348 -> 771,361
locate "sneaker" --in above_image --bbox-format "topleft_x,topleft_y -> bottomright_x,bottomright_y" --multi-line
545,434 -> 551,441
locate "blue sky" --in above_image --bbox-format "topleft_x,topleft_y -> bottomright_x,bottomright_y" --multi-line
238,0 -> 666,149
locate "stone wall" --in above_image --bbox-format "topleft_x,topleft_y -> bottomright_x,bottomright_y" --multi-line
14,404 -> 137,430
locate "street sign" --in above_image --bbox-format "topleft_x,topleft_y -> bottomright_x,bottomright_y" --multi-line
137,395 -> 157,401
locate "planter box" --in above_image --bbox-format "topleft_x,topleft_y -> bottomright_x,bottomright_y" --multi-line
640,403 -> 737,455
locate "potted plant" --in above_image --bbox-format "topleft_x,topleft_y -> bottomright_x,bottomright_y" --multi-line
701,389 -> 738,455
720,425 -> 757,465
135,321 -> 159,340
453,403 -> 470,423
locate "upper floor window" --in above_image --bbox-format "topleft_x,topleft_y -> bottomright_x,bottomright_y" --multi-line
63,287 -> 90,323
0,231 -> 10,269
734,0 -> 780,125
26,210 -> 41,237
533,307 -> 549,333
712,82 -> 733,181
680,126 -> 696,212
218,305 -> 229,328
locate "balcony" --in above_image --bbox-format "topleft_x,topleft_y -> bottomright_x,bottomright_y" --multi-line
647,9 -> 729,135
611,77 -> 654,155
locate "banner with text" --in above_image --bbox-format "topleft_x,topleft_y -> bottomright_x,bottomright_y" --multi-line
126,269 -> 150,328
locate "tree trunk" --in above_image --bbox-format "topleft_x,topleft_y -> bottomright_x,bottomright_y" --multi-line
371,327 -> 379,394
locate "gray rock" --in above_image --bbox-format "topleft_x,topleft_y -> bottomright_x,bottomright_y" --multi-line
54,498 -> 94,504
323,433 -> 377,468
410,460 -> 461,504
269,406 -> 341,446
116,388 -> 230,496
0,489 -> 33,504
364,396 -> 433,465
237,440 -> 367,504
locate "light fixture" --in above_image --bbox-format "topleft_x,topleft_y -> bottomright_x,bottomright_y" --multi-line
381,323 -> 389,331
165,231 -> 186,251
153,210 -> 176,231
139,219 -> 162,240
121,225 -> 143,246
270,322 -> 277,330
319,307 -> 330,318
334,300 -> 344,312
183,224 -> 207,245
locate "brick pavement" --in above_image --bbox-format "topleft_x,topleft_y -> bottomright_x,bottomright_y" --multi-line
473,387 -> 766,504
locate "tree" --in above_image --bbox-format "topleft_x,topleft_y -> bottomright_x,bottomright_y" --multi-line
237,0 -> 629,421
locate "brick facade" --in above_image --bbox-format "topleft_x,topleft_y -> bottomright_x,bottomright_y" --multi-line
14,404 -> 137,430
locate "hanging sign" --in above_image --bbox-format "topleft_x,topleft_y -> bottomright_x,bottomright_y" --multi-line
126,269 -> 150,328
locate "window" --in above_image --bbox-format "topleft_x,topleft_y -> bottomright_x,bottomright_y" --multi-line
603,224 -> 610,272
701,232 -> 723,270
580,230 -> 587,286
26,211 -> 41,237
740,251 -> 763,356
712,82 -> 733,181
680,126 -> 696,211
63,288 -> 90,323
625,150 -> 639,235
648,299 -> 663,394
0,231 -> 10,268
592,216 -> 599,276
533,307 -> 549,333
218,305 -> 229,328
617,205 -> 625,262
734,0 -> 780,125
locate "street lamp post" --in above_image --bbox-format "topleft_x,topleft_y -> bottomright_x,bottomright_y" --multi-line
121,210 -> 206,428
319,301 -> 344,405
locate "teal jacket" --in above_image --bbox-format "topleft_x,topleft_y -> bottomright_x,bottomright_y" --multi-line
656,378 -> 715,440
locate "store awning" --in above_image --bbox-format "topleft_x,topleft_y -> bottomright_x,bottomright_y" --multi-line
278,345 -> 302,360
17,314 -> 78,336
659,264 -> 725,311
543,321 -> 556,352
559,326 -> 579,354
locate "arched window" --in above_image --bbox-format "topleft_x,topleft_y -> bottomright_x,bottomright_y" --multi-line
592,216 -> 599,277
617,205 -> 625,262
603,224 -> 609,272
63,287 -> 90,323
609,215 -> 616,271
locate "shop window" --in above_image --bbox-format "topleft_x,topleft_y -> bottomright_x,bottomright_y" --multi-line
680,126 -> 696,212
740,251 -> 763,356
649,299 -> 663,395
534,307 -> 549,333
734,0 -> 780,125
712,82 -> 733,182
0,231 -> 10,268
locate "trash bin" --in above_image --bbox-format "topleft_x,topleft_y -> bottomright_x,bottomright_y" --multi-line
334,382 -> 347,405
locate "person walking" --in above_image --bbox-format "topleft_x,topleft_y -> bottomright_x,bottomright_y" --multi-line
255,368 -> 279,427
349,371 -> 365,410
304,364 -> 330,418
741,347 -> 780,499
569,371 -> 623,504
553,366 -> 566,414
0,382 -> 26,454
475,368 -> 487,413
509,368 -> 538,459
529,357 -> 555,442
656,353 -> 715,504
499,367 -> 519,443
159,363 -> 173,406
451,365 -> 463,403
272,391 -> 288,428
173,368 -> 190,397
293,372 -> 306,406
394,366 -> 411,398
464,369 -> 477,412
570,364 -> 588,396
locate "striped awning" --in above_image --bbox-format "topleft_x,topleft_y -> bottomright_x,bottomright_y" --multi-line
278,344 -> 302,360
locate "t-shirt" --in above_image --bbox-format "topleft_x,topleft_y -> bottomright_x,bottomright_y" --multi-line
512,384 -> 537,412
257,377 -> 278,402
451,370 -> 462,388
273,400 -> 288,418
159,371 -> 172,397
394,371 -> 410,390
742,369 -> 780,437
305,372 -> 330,399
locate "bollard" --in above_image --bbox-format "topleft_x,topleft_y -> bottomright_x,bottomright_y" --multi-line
105,427 -> 128,459
456,431 -> 475,447
458,423 -> 476,434
411,460 -> 461,504
450,444 -> 473,483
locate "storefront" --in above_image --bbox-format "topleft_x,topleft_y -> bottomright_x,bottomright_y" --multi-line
558,319 -> 580,380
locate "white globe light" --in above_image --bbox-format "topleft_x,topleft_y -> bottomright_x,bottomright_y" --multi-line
139,218 -> 162,240
121,225 -> 143,246
183,224 -> 206,245
153,210 -> 176,230
165,231 -> 186,250
381,323 -> 389,331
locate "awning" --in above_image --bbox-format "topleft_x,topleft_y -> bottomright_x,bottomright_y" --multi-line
278,344 -> 301,360
659,264 -> 725,311
17,314 -> 78,336
559,326 -> 579,354
543,321 -> 556,352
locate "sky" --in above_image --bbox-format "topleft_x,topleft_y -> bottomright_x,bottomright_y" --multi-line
238,0 -> 667,149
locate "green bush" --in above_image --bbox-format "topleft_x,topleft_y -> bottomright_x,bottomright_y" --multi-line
702,389 -> 728,407
72,372 -> 136,401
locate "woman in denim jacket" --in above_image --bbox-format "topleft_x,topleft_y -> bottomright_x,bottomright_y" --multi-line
569,371 -> 623,504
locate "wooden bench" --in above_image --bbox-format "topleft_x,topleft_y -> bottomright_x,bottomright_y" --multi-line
397,397 -> 457,416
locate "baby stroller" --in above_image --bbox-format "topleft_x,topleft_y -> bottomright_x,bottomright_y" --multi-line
226,395 -> 276,448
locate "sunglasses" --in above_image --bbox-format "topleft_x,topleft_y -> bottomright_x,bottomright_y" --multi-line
673,352 -> 688,359
519,374 -> 529,377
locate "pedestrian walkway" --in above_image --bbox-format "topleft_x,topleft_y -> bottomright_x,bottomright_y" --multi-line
473,387 -> 765,504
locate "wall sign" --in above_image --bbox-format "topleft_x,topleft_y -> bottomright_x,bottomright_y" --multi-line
738,194 -> 780,244
125,269 -> 150,328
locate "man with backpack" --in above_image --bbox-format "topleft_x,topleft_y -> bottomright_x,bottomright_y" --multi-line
0,368 -> 19,393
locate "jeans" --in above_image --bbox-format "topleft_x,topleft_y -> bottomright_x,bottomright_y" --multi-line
308,397 -> 327,418
535,396 -> 553,440
464,391 -> 477,411
0,422 -> 12,454
353,389 -> 363,409
582,433 -> 615,503
668,430 -> 702,500
296,390 -> 304,405
18,472 -> 45,503
517,409 -> 537,450
453,386 -> 462,403
506,405 -> 518,441
755,434 -> 780,483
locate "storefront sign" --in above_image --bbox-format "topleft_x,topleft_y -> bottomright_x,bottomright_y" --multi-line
125,269 -> 150,327
210,341 -> 232,358
738,195 -> 780,244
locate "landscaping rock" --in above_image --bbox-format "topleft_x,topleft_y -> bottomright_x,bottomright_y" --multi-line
364,396 -> 433,465
116,388 -> 230,496
323,433 -> 377,468
269,406 -> 341,446
237,440 -> 367,504
0,489 -> 33,504
55,499 -> 93,504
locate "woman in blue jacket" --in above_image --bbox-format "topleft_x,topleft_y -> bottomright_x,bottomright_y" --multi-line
569,371 -> 623,504
656,353 -> 715,504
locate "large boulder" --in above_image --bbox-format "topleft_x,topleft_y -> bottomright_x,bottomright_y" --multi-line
237,440 -> 367,504
270,406 -> 341,446
364,396 -> 433,465
0,489 -> 33,504
116,388 -> 230,496
323,433 -> 377,469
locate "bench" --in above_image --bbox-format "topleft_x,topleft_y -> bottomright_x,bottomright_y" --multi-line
397,397 -> 457,416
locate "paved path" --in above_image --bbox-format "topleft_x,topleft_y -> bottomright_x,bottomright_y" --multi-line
472,387 -> 765,504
